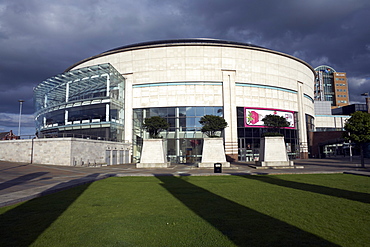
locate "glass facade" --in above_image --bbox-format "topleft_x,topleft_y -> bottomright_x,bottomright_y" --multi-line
133,106 -> 299,163
314,65 -> 349,108
133,106 -> 223,163
236,107 -> 300,161
315,66 -> 335,104
34,63 -> 125,141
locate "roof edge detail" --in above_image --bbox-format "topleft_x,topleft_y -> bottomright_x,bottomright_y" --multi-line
65,38 -> 315,76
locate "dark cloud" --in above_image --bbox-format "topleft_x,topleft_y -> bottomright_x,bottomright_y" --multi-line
0,0 -> 369,125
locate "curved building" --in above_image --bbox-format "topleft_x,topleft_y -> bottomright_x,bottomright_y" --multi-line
34,39 -> 315,163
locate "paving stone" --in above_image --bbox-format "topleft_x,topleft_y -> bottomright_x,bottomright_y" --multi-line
0,157 -> 369,207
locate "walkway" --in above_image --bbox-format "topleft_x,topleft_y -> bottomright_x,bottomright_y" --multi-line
1,157 -> 369,207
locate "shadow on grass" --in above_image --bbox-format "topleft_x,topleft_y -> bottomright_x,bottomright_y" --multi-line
156,175 -> 339,246
0,173 -> 101,246
0,172 -> 49,191
242,175 -> 370,204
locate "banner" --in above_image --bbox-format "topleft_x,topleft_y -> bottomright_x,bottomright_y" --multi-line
244,107 -> 295,128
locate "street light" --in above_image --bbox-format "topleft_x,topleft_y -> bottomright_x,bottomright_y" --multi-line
361,92 -> 370,113
18,99 -> 24,137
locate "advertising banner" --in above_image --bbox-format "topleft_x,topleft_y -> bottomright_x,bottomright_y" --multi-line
244,107 -> 295,128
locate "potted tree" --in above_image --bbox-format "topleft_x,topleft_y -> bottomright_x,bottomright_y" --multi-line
143,116 -> 170,139
261,114 -> 290,136
137,116 -> 170,168
198,115 -> 230,168
255,114 -> 295,168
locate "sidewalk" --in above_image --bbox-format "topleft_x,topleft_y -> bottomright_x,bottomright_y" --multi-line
1,157 -> 369,207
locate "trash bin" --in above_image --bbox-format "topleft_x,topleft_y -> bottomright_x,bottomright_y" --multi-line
214,163 -> 222,173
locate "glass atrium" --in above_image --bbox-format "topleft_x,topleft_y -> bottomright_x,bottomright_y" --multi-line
34,63 -> 125,141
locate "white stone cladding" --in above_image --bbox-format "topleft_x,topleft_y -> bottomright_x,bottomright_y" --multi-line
0,138 -> 131,166
315,116 -> 350,129
198,138 -> 230,167
137,139 -> 170,168
70,40 -> 315,158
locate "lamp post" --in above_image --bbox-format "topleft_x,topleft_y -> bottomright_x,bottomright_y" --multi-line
348,132 -> 352,162
361,92 -> 370,113
18,99 -> 24,137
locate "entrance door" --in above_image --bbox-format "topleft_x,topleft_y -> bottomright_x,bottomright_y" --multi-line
179,139 -> 203,164
112,150 -> 117,165
238,138 -> 257,162
105,150 -> 111,165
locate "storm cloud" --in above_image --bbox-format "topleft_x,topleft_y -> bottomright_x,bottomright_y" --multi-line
0,0 -> 369,134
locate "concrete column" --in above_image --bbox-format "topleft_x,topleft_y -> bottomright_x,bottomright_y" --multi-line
123,73 -> 133,143
175,107 -> 180,159
66,81 -> 71,102
222,70 -> 238,161
106,74 -> 110,97
44,94 -> 48,108
64,110 -> 68,125
106,104 -> 110,122
297,81 -> 308,159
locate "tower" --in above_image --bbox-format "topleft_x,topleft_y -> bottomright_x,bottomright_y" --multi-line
314,65 -> 349,108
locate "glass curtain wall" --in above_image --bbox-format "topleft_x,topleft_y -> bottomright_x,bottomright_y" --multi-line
236,107 -> 300,161
133,106 -> 223,163
315,66 -> 336,106
34,63 -> 125,141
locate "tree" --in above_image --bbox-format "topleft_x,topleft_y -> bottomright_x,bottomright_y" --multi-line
199,115 -> 228,137
261,114 -> 290,136
344,111 -> 370,168
143,116 -> 170,138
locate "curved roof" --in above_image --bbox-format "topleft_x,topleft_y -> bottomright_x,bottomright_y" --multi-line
104,38 -> 265,53
314,65 -> 337,73
66,38 -> 315,75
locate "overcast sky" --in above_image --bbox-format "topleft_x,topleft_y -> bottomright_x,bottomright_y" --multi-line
1,0 -> 369,135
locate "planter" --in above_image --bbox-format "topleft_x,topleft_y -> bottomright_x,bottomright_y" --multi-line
137,139 -> 170,168
198,138 -> 230,168
255,136 -> 295,168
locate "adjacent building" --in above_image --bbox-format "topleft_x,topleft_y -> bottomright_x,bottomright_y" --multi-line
314,65 -> 349,108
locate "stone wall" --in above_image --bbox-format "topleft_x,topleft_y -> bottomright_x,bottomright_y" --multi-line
0,138 -> 131,166
0,139 -> 32,163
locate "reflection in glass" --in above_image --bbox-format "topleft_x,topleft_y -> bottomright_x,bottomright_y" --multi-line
133,106 -> 223,163
186,107 -> 195,116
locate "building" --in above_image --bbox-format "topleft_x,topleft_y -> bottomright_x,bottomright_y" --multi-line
332,104 -> 368,115
34,39 -> 316,163
313,101 -> 370,158
314,65 -> 349,108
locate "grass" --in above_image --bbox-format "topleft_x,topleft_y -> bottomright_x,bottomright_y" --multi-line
0,174 -> 369,246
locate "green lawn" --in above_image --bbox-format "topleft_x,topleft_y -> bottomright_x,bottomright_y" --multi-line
0,174 -> 369,246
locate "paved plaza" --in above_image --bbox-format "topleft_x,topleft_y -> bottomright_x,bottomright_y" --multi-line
1,157 -> 369,207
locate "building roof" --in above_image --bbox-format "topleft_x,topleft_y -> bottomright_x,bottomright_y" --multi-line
104,38 -> 265,53
66,38 -> 315,74
314,65 -> 337,74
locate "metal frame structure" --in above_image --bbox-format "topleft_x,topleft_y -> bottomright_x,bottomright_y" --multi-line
34,63 -> 125,141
